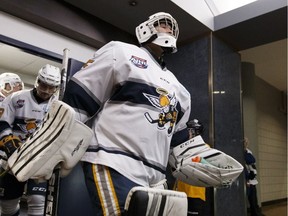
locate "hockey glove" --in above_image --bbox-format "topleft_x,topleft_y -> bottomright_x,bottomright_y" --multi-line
248,171 -> 256,180
0,135 -> 22,157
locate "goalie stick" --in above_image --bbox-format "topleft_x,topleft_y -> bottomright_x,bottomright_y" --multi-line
144,112 -> 158,124
44,48 -> 69,216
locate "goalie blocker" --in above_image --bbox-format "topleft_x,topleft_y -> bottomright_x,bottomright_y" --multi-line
7,100 -> 93,182
169,136 -> 243,188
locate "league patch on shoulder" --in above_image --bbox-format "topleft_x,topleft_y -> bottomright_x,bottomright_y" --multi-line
0,108 -> 4,118
129,55 -> 148,69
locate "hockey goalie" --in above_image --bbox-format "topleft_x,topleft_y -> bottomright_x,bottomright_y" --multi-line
7,100 -> 93,182
169,135 -> 244,188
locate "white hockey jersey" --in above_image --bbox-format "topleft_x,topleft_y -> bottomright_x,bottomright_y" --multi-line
63,41 -> 191,186
0,89 -> 56,141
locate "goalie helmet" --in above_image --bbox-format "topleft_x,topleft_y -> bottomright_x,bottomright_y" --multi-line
0,72 -> 24,95
135,12 -> 179,53
35,64 -> 61,100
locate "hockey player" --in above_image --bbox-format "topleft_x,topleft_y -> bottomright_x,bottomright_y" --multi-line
0,73 -> 24,102
0,73 -> 24,181
63,12 -> 191,215
244,137 -> 265,216
0,64 -> 61,216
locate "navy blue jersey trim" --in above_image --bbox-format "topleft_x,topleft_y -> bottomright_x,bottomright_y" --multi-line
63,79 -> 100,117
0,121 -> 11,137
110,81 -> 158,106
110,81 -> 184,120
170,128 -> 189,148
175,107 -> 184,124
87,147 -> 166,175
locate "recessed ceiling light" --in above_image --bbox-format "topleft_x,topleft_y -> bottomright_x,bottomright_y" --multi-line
129,1 -> 138,6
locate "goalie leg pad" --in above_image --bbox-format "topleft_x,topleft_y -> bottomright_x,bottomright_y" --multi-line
124,186 -> 187,216
8,100 -> 93,182
27,194 -> 45,216
0,198 -> 21,216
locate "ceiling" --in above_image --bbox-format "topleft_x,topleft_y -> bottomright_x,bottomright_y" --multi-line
61,0 -> 287,92
0,42 -> 62,88
0,0 -> 286,92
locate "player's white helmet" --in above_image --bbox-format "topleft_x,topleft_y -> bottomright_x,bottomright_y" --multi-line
36,64 -> 61,87
35,64 -> 61,100
135,12 -> 179,53
0,72 -> 24,95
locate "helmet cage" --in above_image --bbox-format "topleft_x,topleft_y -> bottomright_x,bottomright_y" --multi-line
136,12 -> 179,53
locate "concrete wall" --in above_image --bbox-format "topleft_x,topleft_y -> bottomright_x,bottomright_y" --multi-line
242,62 -> 287,204
256,78 -> 287,202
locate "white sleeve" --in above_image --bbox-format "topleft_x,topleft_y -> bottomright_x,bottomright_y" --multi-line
73,42 -> 118,104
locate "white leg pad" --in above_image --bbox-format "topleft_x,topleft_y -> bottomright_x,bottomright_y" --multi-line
124,186 -> 187,216
0,198 -> 20,215
27,194 -> 45,216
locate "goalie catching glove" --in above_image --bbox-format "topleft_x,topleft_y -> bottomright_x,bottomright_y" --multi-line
169,135 -> 243,188
0,135 -> 22,157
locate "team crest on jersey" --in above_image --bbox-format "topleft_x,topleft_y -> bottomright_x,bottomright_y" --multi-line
82,59 -> 94,69
16,99 -> 25,109
18,118 -> 40,140
129,55 -> 148,69
143,88 -> 178,135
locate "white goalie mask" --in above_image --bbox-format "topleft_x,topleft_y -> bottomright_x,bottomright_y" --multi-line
35,64 -> 61,100
0,72 -> 24,95
135,12 -> 179,53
